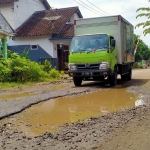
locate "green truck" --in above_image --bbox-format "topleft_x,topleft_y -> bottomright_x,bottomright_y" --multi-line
68,15 -> 134,86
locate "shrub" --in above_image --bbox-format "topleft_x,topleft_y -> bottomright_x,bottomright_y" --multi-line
7,50 -> 13,58
49,69 -> 60,79
10,55 -> 29,82
21,48 -> 29,59
0,62 -> 11,82
60,71 -> 65,76
43,59 -> 52,72
27,61 -> 49,81
0,51 -> 62,83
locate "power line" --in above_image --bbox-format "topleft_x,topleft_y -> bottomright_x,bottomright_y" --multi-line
78,0 -> 106,16
86,0 -> 109,16
73,0 -> 103,16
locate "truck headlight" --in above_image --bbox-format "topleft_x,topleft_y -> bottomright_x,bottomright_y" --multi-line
68,64 -> 77,70
99,63 -> 110,70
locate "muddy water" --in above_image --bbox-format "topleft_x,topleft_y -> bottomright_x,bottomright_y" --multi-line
12,87 -> 139,136
0,92 -> 34,99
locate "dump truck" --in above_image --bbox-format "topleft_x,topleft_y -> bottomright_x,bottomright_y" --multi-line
68,15 -> 134,86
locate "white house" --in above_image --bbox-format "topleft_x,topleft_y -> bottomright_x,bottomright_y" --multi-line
0,0 -> 50,30
0,0 -> 83,70
0,12 -> 14,58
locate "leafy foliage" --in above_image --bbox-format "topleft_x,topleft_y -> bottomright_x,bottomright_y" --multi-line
49,69 -> 61,79
134,34 -> 150,62
21,48 -> 29,59
0,51 -> 62,82
135,7 -> 150,35
43,59 -> 52,72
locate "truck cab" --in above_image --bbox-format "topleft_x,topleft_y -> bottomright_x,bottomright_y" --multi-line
68,33 -> 118,86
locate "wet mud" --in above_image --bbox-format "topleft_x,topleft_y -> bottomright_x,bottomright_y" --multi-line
0,92 -> 34,99
2,86 -> 138,137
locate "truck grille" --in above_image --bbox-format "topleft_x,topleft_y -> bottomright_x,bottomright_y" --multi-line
77,64 -> 100,70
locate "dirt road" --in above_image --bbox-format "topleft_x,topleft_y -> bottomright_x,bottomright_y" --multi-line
95,68 -> 150,150
0,68 -> 150,150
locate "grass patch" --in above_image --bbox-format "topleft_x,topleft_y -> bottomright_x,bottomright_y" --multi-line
0,82 -> 24,89
0,78 -> 60,89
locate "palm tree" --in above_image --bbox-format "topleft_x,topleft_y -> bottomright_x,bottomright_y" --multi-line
135,7 -> 150,36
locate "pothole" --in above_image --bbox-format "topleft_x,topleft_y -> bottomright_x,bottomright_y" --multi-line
1,86 -> 142,137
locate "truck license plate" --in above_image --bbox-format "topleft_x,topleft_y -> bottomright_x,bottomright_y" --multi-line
85,72 -> 90,76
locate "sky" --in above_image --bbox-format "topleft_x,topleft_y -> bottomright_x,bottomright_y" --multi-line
48,0 -> 150,47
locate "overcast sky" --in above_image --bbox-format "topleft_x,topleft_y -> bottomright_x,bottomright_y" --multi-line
48,0 -> 150,46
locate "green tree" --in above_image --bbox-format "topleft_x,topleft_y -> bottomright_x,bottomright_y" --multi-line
134,34 -> 150,62
135,7 -> 150,36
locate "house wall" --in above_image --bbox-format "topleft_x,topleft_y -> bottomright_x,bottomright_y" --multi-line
8,37 -> 72,69
0,3 -> 15,29
8,36 -> 59,68
8,36 -> 55,57
70,13 -> 80,23
0,0 -> 46,29
8,36 -> 72,58
14,0 -> 46,29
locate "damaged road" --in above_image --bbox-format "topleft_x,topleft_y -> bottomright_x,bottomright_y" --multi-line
0,68 -> 150,150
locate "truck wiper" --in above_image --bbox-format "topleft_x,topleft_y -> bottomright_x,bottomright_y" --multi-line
79,49 -> 86,53
87,50 -> 95,54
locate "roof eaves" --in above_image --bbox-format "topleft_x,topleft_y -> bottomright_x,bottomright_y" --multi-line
0,12 -> 15,35
40,0 -> 51,10
15,12 -> 36,32
55,7 -> 80,35
76,8 -> 83,18
49,37 -> 72,41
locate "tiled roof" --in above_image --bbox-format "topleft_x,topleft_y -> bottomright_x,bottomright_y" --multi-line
52,24 -> 74,38
16,7 -> 82,37
0,0 -> 50,10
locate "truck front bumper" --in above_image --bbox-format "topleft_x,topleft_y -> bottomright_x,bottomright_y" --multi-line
68,69 -> 112,77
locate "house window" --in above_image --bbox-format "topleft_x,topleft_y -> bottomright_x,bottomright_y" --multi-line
30,45 -> 38,50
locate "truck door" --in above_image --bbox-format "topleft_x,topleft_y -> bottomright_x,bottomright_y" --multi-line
110,36 -> 117,71
122,21 -> 127,62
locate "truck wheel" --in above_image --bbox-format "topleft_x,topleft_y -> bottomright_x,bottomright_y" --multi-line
121,75 -> 127,81
126,68 -> 132,81
73,77 -> 82,86
109,73 -> 117,86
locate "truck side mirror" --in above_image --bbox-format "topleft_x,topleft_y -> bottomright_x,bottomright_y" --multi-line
60,43 -> 64,50
111,39 -> 115,48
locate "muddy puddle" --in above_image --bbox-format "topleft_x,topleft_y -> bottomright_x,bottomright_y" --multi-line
0,92 -> 34,99
3,86 -> 142,137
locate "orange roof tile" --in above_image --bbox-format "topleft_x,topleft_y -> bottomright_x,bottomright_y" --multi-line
16,7 -> 82,37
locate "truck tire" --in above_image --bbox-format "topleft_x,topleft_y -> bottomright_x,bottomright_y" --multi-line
73,77 -> 82,86
121,75 -> 127,81
109,73 -> 117,86
126,68 -> 132,81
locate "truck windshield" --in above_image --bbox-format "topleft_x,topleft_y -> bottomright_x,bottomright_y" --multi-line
70,34 -> 108,53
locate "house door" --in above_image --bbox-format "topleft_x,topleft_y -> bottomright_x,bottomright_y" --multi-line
57,44 -> 69,70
